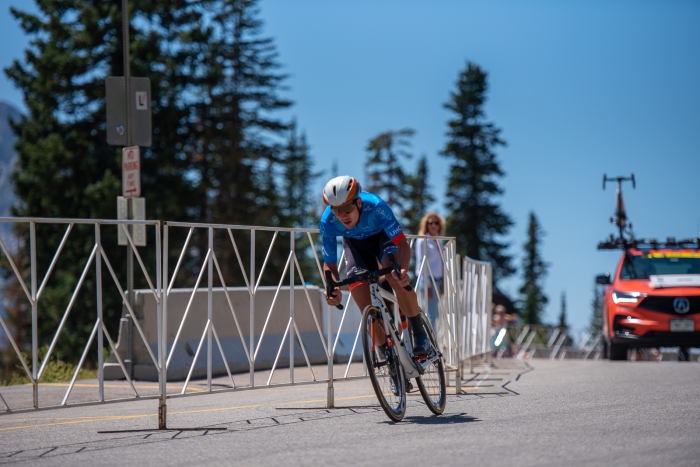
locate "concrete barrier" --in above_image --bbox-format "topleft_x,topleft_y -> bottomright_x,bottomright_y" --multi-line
104,287 -> 364,381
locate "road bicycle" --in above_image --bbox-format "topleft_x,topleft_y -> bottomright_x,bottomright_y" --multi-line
325,253 -> 446,422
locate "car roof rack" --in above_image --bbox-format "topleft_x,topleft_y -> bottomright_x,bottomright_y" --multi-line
596,174 -> 700,251
597,236 -> 700,251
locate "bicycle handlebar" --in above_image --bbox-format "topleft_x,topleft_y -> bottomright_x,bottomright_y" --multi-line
324,253 -> 412,310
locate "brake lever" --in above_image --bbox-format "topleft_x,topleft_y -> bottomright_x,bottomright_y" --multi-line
387,253 -> 413,291
325,270 -> 344,310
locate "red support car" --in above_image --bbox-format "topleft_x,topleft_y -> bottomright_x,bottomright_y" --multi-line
597,246 -> 700,360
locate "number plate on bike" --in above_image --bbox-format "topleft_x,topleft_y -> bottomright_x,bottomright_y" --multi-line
670,319 -> 695,332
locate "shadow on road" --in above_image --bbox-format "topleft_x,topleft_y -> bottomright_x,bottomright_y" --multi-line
396,412 -> 480,425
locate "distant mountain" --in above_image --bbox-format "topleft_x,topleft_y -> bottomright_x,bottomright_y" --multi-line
0,101 -> 21,218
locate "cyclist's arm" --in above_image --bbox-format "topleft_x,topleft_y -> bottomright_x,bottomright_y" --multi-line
390,237 -> 413,287
323,262 -> 342,306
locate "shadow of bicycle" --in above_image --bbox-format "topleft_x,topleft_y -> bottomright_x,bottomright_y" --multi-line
391,412 -> 480,425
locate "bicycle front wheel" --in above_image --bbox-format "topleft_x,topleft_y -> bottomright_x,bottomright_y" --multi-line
411,311 -> 447,415
362,305 -> 406,422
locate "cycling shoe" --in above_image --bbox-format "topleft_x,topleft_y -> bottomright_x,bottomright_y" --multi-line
412,332 -> 431,356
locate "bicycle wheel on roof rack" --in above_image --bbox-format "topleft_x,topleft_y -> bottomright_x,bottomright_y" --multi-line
361,305 -> 406,422
410,310 -> 446,415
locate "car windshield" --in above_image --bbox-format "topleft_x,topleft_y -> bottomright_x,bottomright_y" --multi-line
619,252 -> 700,280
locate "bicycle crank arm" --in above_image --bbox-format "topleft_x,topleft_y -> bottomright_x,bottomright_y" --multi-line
417,354 -> 441,372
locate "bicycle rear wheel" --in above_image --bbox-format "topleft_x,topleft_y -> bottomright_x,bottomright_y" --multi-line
362,306 -> 406,422
411,311 -> 446,415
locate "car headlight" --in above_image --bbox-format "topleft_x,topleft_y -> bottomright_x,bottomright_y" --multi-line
612,290 -> 642,304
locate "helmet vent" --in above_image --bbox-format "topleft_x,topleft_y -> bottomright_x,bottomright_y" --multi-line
333,186 -> 337,195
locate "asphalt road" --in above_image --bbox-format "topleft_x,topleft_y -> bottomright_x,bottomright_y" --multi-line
1,359 -> 699,467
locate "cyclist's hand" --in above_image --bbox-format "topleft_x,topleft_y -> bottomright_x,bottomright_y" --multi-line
392,268 -> 411,288
325,287 -> 342,306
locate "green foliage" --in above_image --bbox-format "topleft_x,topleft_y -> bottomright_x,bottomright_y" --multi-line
2,0 -> 210,364
589,283 -> 604,333
441,62 -> 514,282
558,291 -> 568,328
365,128 -> 415,214
403,155 -> 435,235
279,120 -> 322,229
2,0 -> 311,367
519,212 -> 548,325
364,128 -> 434,234
185,0 -> 294,286
279,119 -> 323,283
1,345 -> 98,386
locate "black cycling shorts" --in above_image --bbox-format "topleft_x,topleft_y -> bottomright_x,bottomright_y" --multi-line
342,231 -> 398,289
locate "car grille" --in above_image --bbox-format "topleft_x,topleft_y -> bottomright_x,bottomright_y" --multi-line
638,295 -> 700,315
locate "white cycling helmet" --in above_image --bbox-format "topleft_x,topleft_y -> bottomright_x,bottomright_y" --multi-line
322,175 -> 362,206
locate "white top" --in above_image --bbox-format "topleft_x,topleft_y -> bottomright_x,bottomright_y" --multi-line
414,236 -> 444,282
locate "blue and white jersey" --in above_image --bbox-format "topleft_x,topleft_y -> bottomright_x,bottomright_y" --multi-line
320,192 -> 405,264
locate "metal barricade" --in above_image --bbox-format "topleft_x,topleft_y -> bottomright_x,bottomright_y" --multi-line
0,217 -> 162,413
0,218 -> 494,424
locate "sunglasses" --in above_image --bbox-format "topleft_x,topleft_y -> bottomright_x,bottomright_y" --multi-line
332,201 -> 357,216
427,221 -> 440,226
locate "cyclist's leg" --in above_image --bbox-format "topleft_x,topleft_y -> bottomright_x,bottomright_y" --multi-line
380,238 -> 420,318
343,237 -> 387,345
379,237 -> 431,354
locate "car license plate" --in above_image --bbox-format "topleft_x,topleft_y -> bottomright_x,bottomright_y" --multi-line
670,319 -> 695,332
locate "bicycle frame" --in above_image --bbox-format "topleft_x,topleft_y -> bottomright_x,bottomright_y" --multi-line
369,282 -> 440,379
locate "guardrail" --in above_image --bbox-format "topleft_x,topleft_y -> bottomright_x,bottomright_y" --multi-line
0,217 -> 162,413
493,324 -> 604,360
0,218 -> 493,429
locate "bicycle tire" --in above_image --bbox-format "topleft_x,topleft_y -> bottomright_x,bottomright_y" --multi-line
411,311 -> 447,415
361,305 -> 406,422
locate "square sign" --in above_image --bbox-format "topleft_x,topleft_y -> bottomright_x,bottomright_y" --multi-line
117,197 -> 146,247
122,146 -> 141,198
106,77 -> 152,147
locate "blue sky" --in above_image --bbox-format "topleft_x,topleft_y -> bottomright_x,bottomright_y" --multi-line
1,0 -> 699,331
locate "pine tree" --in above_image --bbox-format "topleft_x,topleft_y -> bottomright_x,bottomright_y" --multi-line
403,155 -> 435,235
441,62 -> 514,282
558,291 -> 568,329
519,212 -> 548,325
365,128 -> 414,218
279,120 -> 321,229
2,0 -> 210,365
590,283 -> 604,333
189,0 -> 293,285
279,120 -> 323,283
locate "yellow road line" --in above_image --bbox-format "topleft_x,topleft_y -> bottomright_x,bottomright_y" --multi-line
39,383 -> 204,392
0,394 -> 378,432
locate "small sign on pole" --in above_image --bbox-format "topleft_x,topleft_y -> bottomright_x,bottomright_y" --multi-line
122,146 -> 141,198
117,196 -> 146,247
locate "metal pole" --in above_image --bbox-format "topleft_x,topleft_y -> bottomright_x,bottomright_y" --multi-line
453,244 -> 461,394
96,224 -> 104,402
159,223 -> 167,429
121,0 -> 134,380
250,229 -> 255,387
30,221 -> 38,409
207,227 -> 213,391
326,290 -> 334,408
289,233 -> 295,383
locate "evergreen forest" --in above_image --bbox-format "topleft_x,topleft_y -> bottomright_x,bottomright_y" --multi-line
0,0 -> 519,378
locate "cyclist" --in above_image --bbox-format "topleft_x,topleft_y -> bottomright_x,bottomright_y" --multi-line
320,175 -> 430,358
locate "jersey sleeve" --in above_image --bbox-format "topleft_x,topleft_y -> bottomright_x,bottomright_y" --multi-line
376,199 -> 405,244
319,216 -> 338,264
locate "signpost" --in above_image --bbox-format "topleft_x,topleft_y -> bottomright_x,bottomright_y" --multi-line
105,0 -> 153,383
117,197 -> 146,247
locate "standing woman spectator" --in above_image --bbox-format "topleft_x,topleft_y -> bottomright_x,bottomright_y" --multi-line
414,212 -> 446,328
